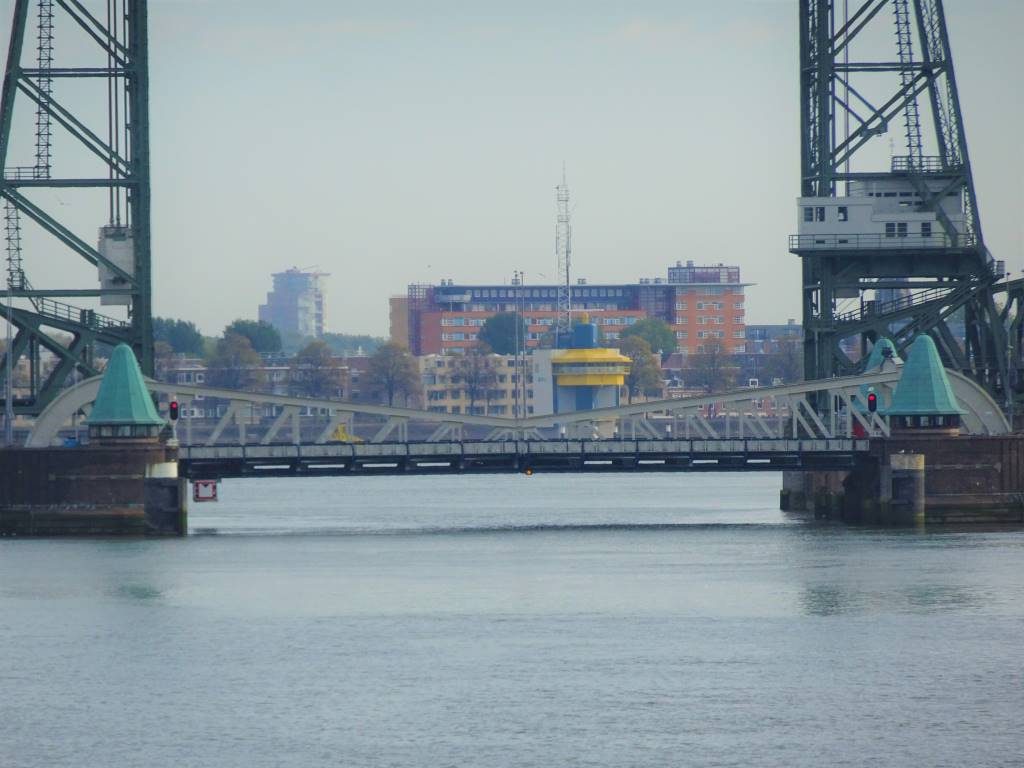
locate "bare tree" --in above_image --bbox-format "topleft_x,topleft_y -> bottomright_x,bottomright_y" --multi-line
686,345 -> 737,394
365,342 -> 420,406
452,344 -> 498,415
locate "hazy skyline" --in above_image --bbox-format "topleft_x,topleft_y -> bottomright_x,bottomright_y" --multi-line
3,0 -> 1022,337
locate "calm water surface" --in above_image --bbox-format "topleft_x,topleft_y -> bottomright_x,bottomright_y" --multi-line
2,473 -> 1023,767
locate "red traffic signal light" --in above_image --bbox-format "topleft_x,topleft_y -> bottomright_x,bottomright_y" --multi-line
169,400 -> 180,421
867,392 -> 878,413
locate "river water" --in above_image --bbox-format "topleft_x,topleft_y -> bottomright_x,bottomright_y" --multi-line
2,473 -> 1023,767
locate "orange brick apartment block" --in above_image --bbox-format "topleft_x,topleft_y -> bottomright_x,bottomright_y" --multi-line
400,262 -> 748,356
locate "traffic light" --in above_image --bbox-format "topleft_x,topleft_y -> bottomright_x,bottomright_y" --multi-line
867,391 -> 878,413
169,400 -> 180,421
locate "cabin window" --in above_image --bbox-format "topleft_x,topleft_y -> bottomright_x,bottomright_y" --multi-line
815,207 -> 825,222
803,207 -> 814,222
922,222 -> 932,238
837,206 -> 848,222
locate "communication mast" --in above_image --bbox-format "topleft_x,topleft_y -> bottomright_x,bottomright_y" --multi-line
554,167 -> 572,347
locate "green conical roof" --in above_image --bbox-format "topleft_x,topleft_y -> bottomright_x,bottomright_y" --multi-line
887,335 -> 965,416
85,344 -> 165,426
863,338 -> 902,371
856,338 -> 903,411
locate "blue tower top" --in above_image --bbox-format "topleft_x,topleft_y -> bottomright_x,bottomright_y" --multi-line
571,315 -> 599,349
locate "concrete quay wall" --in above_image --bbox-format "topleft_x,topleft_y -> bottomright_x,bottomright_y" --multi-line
782,434 -> 1024,525
0,445 -> 187,536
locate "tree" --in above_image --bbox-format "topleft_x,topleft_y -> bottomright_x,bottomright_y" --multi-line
451,344 -> 499,415
321,333 -> 386,356
761,339 -> 803,385
205,332 -> 262,390
154,340 -> 175,382
153,317 -> 205,355
686,345 -> 737,394
477,312 -> 528,355
365,342 -> 420,406
619,336 -> 663,404
224,319 -> 282,354
290,339 -> 340,398
621,318 -> 676,357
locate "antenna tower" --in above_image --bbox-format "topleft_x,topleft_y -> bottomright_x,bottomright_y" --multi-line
554,167 -> 572,346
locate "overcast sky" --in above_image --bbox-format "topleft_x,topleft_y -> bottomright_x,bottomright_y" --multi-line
2,0 -> 1022,337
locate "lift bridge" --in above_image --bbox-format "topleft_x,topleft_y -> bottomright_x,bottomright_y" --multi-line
0,1 -> 1020,434
24,366 -> 1008,477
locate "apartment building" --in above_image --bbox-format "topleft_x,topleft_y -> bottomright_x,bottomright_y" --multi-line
404,261 -> 747,356
418,353 -> 534,417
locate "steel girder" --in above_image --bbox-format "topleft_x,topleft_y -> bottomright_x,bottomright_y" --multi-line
0,0 -> 151,418
796,0 -> 1008,412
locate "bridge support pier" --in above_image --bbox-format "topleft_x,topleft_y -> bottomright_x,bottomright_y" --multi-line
0,443 -> 186,536
783,435 -> 1024,526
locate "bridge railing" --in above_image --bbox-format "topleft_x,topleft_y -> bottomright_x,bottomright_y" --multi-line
789,232 -> 974,251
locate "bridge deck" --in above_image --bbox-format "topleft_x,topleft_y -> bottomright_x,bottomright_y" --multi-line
179,438 -> 870,478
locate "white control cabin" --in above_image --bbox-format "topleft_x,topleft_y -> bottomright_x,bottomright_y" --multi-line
795,178 -> 965,249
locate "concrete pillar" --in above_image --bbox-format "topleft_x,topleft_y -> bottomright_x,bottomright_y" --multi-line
889,452 -> 925,527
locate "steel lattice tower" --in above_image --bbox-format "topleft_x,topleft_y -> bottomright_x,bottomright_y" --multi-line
793,0 -> 1010,410
0,0 -> 152,418
554,168 -> 572,347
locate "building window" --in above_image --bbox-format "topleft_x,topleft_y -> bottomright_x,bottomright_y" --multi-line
838,206 -> 848,222
733,331 -> 744,339
675,302 -> 688,311
675,316 -> 687,325
815,207 -> 825,222
803,207 -> 814,222
676,331 -> 688,340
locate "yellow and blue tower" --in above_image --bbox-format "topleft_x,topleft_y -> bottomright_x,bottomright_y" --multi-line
549,314 -> 631,414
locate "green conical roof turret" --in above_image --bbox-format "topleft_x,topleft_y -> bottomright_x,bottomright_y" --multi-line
887,335 -> 965,416
863,338 -> 902,371
85,344 -> 164,426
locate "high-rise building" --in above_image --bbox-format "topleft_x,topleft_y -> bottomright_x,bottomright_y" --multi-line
389,295 -> 410,348
258,267 -> 328,341
403,262 -> 748,356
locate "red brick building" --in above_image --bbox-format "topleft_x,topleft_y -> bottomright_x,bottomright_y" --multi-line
399,262 -> 748,356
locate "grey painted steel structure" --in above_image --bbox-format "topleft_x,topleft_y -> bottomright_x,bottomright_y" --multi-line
26,367 -> 1010,449
794,1 -> 1010,410
0,0 -> 152,417
178,439 -> 872,479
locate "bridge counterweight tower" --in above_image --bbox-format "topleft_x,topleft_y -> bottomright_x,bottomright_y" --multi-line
794,0 -> 1011,413
0,0 -> 152,421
